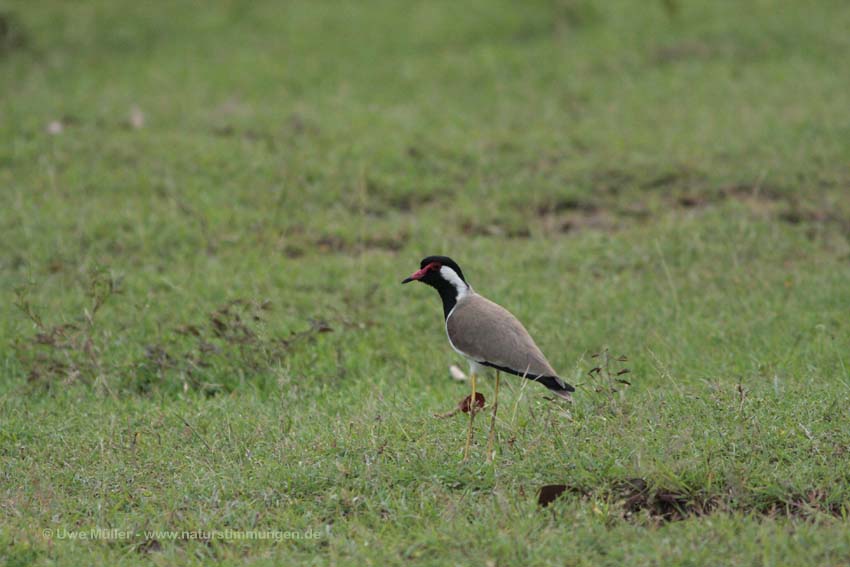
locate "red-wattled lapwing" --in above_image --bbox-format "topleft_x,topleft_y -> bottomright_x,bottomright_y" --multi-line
402,256 -> 574,460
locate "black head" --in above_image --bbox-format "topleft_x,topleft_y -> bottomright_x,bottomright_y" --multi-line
401,256 -> 466,285
402,256 -> 470,318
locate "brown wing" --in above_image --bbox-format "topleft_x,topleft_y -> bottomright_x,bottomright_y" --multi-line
446,294 -> 559,379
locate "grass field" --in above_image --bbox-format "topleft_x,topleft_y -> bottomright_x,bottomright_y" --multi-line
3,0 -> 850,564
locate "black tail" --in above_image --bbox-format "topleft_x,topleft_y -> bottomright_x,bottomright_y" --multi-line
479,361 -> 575,398
534,375 -> 575,399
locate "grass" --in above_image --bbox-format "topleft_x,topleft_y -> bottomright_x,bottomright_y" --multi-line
2,0 -> 850,564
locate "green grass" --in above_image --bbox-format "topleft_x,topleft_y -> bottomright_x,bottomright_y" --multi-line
3,0 -> 850,564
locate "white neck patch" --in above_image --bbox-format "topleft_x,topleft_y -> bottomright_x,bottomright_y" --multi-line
440,266 -> 470,300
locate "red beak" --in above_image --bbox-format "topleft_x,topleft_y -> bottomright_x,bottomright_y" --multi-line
401,266 -> 429,284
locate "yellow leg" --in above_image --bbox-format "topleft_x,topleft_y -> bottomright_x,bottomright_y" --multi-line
487,371 -> 500,462
463,372 -> 477,461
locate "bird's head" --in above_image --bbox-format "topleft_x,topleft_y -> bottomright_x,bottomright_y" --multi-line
402,256 -> 466,287
402,256 -> 470,317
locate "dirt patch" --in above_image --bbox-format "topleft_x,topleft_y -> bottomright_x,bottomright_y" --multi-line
662,180 -> 850,233
312,231 -> 410,254
719,183 -> 850,233
536,197 -> 598,216
536,206 -> 616,235
719,182 -> 785,211
590,168 -> 637,196
362,176 -> 449,215
650,37 -> 760,66
720,183 -> 785,201
282,244 -> 306,259
537,484 -> 581,507
755,490 -> 846,520
280,231 -> 409,258
380,191 -> 441,214
210,125 -> 277,149
0,12 -> 27,55
676,194 -> 708,209
459,178 -> 793,241
210,113 -> 316,147
615,478 -> 718,522
460,219 -> 531,239
777,205 -> 850,234
652,41 -> 720,65
136,539 -> 162,554
640,167 -> 706,191
652,182 -> 786,216
467,177 -> 849,242
537,478 -> 846,523
459,195 -> 616,240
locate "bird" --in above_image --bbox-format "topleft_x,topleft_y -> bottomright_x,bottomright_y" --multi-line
402,255 -> 574,460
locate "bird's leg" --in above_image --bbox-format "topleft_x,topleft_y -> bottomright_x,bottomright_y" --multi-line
463,372 -> 477,461
487,370 -> 500,462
